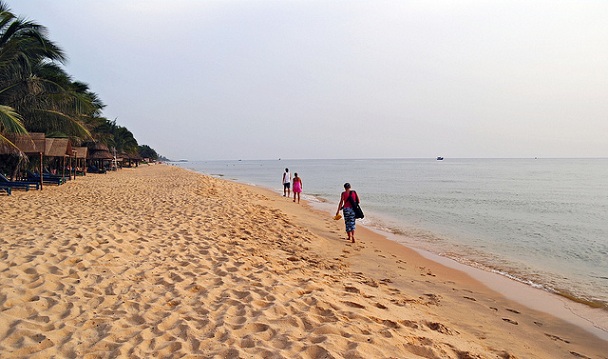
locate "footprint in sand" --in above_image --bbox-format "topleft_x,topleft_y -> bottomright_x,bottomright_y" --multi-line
422,293 -> 441,305
545,333 -> 570,343
374,302 -> 388,310
344,286 -> 360,294
342,300 -> 366,309
425,321 -> 456,335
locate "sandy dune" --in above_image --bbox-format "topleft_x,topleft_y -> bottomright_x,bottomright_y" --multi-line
0,164 -> 606,358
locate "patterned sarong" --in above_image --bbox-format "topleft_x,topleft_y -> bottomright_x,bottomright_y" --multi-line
343,207 -> 356,233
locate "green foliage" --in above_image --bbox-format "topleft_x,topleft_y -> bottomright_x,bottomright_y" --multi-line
138,144 -> 158,160
0,1 -> 160,164
90,118 -> 139,155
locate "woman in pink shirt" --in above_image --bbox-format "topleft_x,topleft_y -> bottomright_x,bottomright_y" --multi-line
335,182 -> 359,243
292,173 -> 302,203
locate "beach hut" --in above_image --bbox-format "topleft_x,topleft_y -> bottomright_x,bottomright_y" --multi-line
87,143 -> 113,173
0,132 -> 46,155
119,152 -> 142,168
44,138 -> 73,179
73,147 -> 88,177
45,138 -> 72,157
0,133 -> 47,187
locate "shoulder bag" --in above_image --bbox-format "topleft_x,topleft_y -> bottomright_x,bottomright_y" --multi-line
348,191 -> 364,219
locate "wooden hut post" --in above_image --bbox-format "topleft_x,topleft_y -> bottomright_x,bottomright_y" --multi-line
39,152 -> 44,190
67,154 -> 71,180
65,154 -> 70,180
73,150 -> 77,180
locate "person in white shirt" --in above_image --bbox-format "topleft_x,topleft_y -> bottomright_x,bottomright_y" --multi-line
282,168 -> 291,197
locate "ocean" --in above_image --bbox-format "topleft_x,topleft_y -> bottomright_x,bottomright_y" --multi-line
175,158 -> 608,310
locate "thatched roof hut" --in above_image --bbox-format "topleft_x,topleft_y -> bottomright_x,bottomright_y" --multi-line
45,138 -> 72,157
118,152 -> 142,161
0,133 -> 46,154
0,133 -> 76,157
88,143 -> 113,160
0,133 -> 75,185
118,152 -> 143,167
73,147 -> 88,159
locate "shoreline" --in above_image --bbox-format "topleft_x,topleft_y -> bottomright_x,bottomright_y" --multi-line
260,187 -> 608,355
405,243 -> 608,342
315,200 -> 608,314
207,170 -> 608,340
191,165 -> 608,344
177,158 -> 608,313
375,220 -> 608,312
1,164 -> 606,357
284,190 -> 608,342
348,222 -> 608,341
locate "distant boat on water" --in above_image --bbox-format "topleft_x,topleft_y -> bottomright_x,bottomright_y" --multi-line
436,156 -> 444,161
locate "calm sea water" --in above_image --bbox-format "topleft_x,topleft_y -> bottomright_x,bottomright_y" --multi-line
175,158 -> 608,309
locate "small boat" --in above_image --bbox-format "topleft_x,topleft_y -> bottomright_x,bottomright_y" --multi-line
436,156 -> 444,161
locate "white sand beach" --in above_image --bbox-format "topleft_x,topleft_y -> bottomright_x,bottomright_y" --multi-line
0,164 -> 606,358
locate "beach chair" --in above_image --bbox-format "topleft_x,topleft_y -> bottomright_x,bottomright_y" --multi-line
87,165 -> 106,174
0,186 -> 11,195
26,170 -> 66,185
44,168 -> 71,181
0,173 -> 40,191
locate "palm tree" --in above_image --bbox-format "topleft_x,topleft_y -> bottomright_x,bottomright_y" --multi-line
0,1 -> 96,150
0,1 -> 44,150
113,126 -> 139,156
90,118 -> 139,156
17,62 -> 98,140
0,2 -> 154,175
138,144 -> 158,160
0,104 -> 26,151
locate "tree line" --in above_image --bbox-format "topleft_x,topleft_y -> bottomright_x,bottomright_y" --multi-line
0,1 -> 162,166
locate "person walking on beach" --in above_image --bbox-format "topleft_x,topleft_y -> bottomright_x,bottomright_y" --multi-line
282,168 -> 291,197
335,182 -> 359,243
292,173 -> 302,203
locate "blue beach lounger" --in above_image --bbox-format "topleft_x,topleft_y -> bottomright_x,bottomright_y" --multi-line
26,170 -> 66,185
0,173 -> 40,191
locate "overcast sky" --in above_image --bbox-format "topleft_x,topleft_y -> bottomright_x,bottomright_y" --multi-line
9,0 -> 608,160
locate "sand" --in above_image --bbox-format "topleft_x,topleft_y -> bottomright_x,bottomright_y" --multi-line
0,164 -> 606,358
